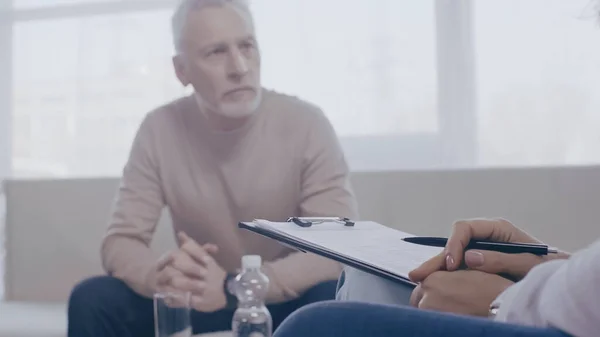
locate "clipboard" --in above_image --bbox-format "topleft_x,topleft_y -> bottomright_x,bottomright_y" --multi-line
238,217 -> 443,287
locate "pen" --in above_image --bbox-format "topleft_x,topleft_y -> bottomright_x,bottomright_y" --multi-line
402,236 -> 558,255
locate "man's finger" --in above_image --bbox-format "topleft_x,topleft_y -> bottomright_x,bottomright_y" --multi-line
408,252 -> 446,283
170,276 -> 206,295
177,231 -> 219,262
157,266 -> 180,286
178,231 -> 216,261
180,241 -> 217,266
178,231 -> 219,254
203,243 -> 219,255
157,252 -> 175,272
177,231 -> 193,244
464,250 -> 543,279
171,251 -> 208,279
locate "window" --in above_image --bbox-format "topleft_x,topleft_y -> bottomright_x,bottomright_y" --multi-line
3,2 -> 600,175
4,0 -> 599,177
5,0 -> 443,177
254,0 -> 438,137
475,0 -> 600,166
253,0 -> 441,170
12,9 -> 187,176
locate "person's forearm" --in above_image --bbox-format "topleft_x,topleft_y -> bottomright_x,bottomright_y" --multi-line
101,234 -> 159,298
261,251 -> 342,303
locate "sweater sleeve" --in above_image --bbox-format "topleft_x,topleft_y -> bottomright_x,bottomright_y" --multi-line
100,113 -> 166,298
492,239 -> 600,337
261,108 -> 359,303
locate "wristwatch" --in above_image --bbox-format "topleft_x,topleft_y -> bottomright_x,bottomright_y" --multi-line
223,273 -> 238,309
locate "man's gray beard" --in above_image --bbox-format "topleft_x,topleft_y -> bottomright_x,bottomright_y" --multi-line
217,89 -> 263,119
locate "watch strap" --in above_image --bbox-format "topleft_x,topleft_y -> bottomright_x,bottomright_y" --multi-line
223,273 -> 238,309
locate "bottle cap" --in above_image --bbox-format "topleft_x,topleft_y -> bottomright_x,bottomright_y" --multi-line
242,255 -> 262,269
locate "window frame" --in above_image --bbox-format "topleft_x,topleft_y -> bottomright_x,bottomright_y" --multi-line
1,0 -> 12,181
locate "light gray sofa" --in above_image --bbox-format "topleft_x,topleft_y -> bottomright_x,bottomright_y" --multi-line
2,166 -> 600,336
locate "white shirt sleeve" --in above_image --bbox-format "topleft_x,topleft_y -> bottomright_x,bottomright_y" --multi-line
491,239 -> 600,337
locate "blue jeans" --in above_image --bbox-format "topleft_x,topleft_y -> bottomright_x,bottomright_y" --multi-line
273,301 -> 571,337
67,275 -> 337,337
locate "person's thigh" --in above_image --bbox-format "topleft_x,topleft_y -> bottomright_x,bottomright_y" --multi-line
273,301 -> 572,337
268,280 -> 338,331
68,275 -> 154,337
336,267 -> 414,305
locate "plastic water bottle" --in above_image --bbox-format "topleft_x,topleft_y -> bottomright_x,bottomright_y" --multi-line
231,255 -> 272,337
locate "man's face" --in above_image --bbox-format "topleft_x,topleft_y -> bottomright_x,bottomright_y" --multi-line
173,4 -> 261,120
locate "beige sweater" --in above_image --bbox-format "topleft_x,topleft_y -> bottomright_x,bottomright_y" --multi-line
101,89 -> 359,303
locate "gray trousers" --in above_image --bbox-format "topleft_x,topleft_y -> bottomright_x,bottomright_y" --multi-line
335,266 -> 414,305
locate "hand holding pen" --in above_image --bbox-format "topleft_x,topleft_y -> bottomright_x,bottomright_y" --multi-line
408,218 -> 570,283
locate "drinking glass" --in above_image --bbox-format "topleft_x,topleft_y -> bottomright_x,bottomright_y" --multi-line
154,291 -> 192,337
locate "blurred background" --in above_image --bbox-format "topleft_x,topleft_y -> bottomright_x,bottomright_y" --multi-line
3,0 -> 600,179
1,0 -> 600,300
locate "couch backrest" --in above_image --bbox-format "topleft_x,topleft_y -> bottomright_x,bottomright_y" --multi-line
350,166 -> 600,250
4,166 -> 600,302
3,178 -> 176,302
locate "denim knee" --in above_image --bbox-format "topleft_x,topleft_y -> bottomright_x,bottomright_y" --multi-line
68,275 -> 132,313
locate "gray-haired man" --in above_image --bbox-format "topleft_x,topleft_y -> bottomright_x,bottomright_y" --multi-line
67,1 -> 358,336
